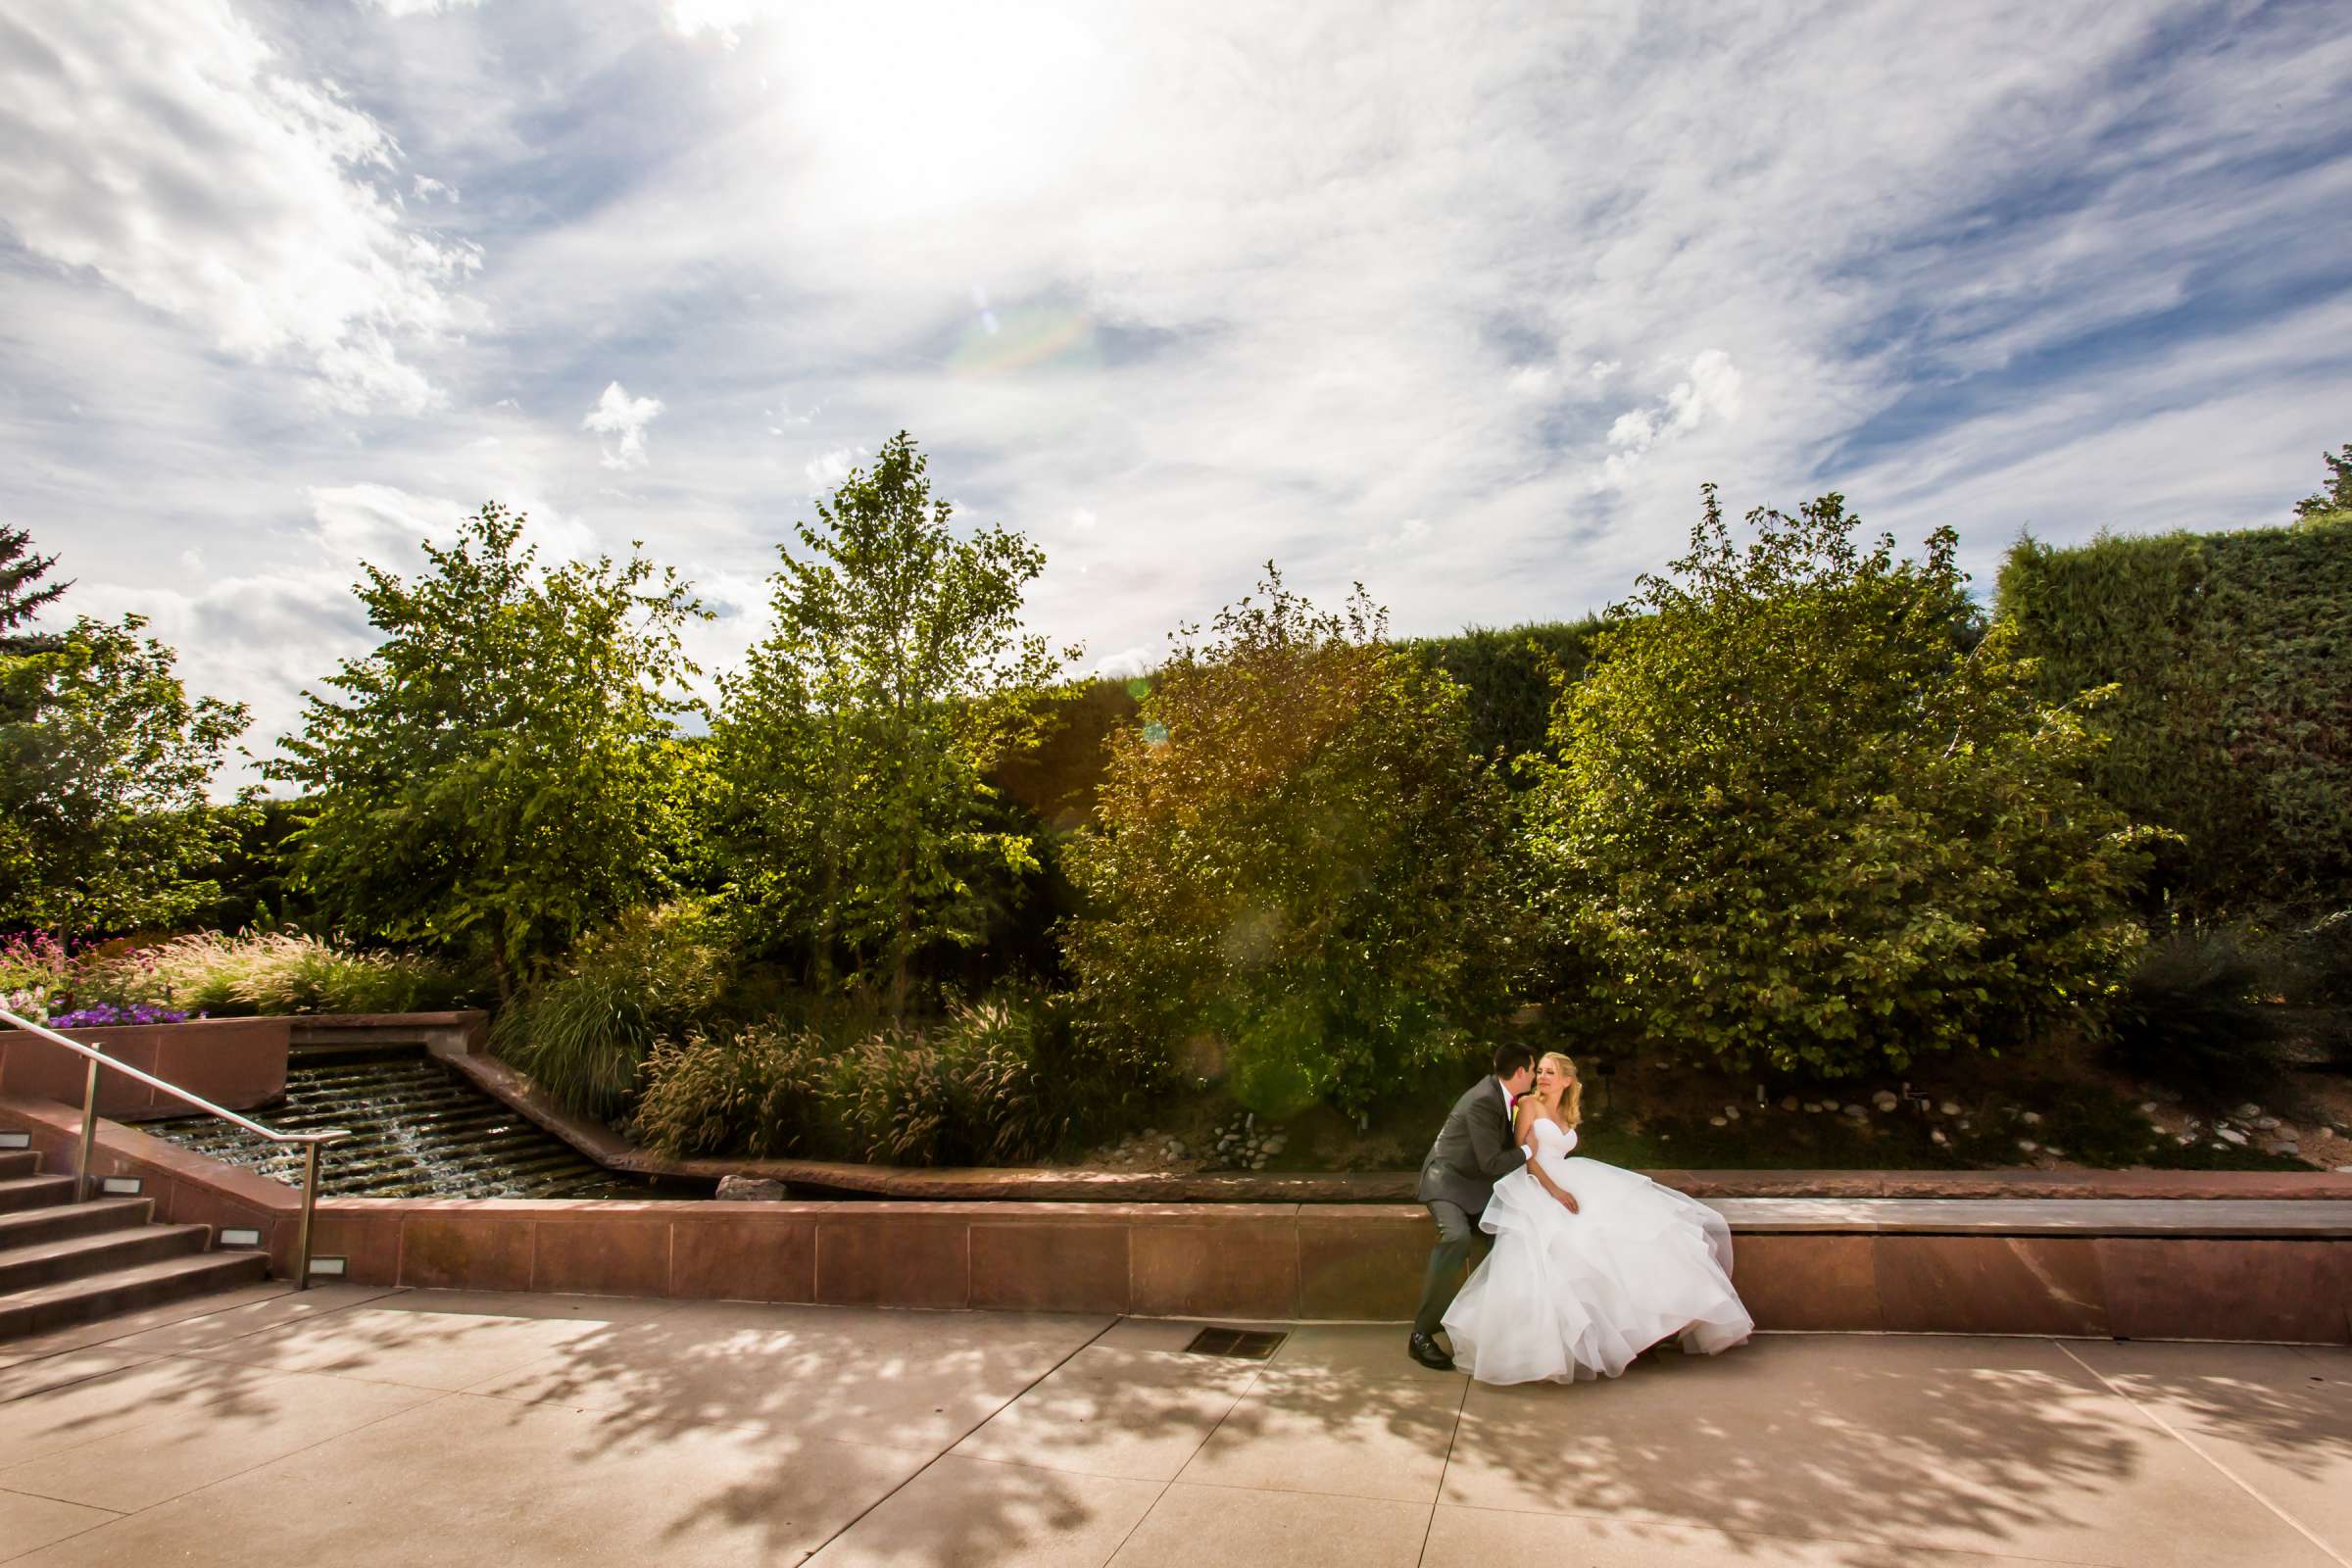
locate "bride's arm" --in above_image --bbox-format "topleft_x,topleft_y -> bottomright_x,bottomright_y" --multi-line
1514,1103 -> 1580,1214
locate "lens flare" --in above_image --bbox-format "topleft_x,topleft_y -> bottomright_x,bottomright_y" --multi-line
949,304 -> 1099,375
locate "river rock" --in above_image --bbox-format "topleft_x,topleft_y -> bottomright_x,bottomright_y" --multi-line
2253,1116 -> 2280,1131
1709,1115 -> 1728,1127
2218,1127 -> 2248,1146
1780,1096 -> 1800,1111
2017,1140 -> 2038,1153
1842,1104 -> 1868,1119
2234,1103 -> 2261,1119
1939,1102 -> 1962,1117
715,1176 -> 792,1201
1872,1090 -> 1899,1112
2020,1111 -> 2042,1126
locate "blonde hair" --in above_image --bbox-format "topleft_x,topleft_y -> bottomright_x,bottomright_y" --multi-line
1540,1052 -> 1583,1128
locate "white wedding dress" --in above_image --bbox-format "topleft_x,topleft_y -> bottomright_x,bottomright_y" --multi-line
1442,1117 -> 1753,1384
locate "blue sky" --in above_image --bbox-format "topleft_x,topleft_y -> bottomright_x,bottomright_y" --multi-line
2,0 -> 2348,786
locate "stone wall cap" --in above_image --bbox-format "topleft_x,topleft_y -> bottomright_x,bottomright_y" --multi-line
285,1010 -> 489,1028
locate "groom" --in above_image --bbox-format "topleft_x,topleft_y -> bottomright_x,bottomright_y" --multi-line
1406,1042 -> 1535,1371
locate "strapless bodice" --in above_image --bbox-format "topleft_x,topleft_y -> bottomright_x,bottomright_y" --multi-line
1526,1118 -> 1579,1157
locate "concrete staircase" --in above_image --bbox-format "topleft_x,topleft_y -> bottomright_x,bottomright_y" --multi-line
0,1148 -> 270,1341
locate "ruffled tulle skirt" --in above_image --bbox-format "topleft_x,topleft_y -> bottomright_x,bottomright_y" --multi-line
1441,1156 -> 1752,1385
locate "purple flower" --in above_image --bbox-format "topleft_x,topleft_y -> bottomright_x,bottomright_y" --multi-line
48,1002 -> 190,1029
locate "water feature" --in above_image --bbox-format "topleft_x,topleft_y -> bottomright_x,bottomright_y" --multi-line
147,1046 -> 699,1200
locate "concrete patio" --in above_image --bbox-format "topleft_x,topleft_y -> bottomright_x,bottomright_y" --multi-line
2,1286 -> 2346,1568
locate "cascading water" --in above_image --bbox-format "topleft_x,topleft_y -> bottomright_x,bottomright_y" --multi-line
148,1046 -> 690,1200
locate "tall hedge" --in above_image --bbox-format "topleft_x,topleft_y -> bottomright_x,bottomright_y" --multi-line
1409,618 -> 1605,768
1997,514 -> 2352,917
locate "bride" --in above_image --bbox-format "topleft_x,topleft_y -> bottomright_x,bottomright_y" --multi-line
1442,1052 -> 1753,1384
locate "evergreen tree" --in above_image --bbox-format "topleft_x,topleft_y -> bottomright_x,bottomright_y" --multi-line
0,525 -> 70,660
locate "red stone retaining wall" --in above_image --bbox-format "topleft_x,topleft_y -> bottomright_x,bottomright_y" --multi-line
0,1017 -> 290,1119
4,1095 -> 2346,1344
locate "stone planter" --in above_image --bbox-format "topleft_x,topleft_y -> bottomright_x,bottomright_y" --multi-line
0,1015 -> 291,1118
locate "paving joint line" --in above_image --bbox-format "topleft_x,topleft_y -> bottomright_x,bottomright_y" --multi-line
793,1314 -> 1123,1563
0,1382 -> 468,1561
0,1284 -> 322,1393
2054,1340 -> 2351,1568
1434,1498 -> 2121,1567
0,1285 -> 401,1408
1416,1367 -> 1474,1566
1091,1333 -> 1292,1568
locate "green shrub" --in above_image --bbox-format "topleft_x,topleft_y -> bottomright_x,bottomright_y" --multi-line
821,1029 -> 951,1162
494,902 -> 732,1119
938,989 -> 1156,1161
631,1023 -> 825,1157
2279,910 -> 2352,1070
1526,488 -> 2154,1078
2100,928 -> 2295,1105
79,930 -> 466,1016
793,992 -> 1054,1164
630,984 -> 1156,1165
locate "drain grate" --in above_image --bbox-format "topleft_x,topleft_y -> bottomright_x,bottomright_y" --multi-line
1183,1327 -> 1288,1359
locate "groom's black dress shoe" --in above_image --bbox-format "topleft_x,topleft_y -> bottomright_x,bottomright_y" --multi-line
1407,1332 -> 1455,1371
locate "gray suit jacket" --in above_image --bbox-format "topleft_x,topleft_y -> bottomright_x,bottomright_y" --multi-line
1416,1077 -> 1527,1215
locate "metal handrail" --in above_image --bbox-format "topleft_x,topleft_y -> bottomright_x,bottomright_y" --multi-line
0,1006 -> 349,1289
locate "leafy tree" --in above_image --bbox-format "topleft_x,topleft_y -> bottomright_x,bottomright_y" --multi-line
268,503 -> 705,993
1524,487 -> 2153,1078
2292,440 -> 2352,521
0,612 -> 249,934
1062,567 -> 1527,1118
711,433 -> 1075,1018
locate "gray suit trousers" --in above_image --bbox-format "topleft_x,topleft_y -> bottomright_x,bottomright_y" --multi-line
1411,1199 -> 1481,1338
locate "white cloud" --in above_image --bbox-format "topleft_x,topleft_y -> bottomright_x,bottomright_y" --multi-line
363,0 -> 486,14
1593,352 -> 1743,491
582,381 -> 664,470
1091,645 -> 1152,680
1607,410 -> 1659,453
662,0 -> 758,47
308,482 -> 458,565
0,0 -> 478,414
1071,507 -> 1099,531
8,0 -> 2351,804
1666,350 -> 1743,433
804,447 -> 855,491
